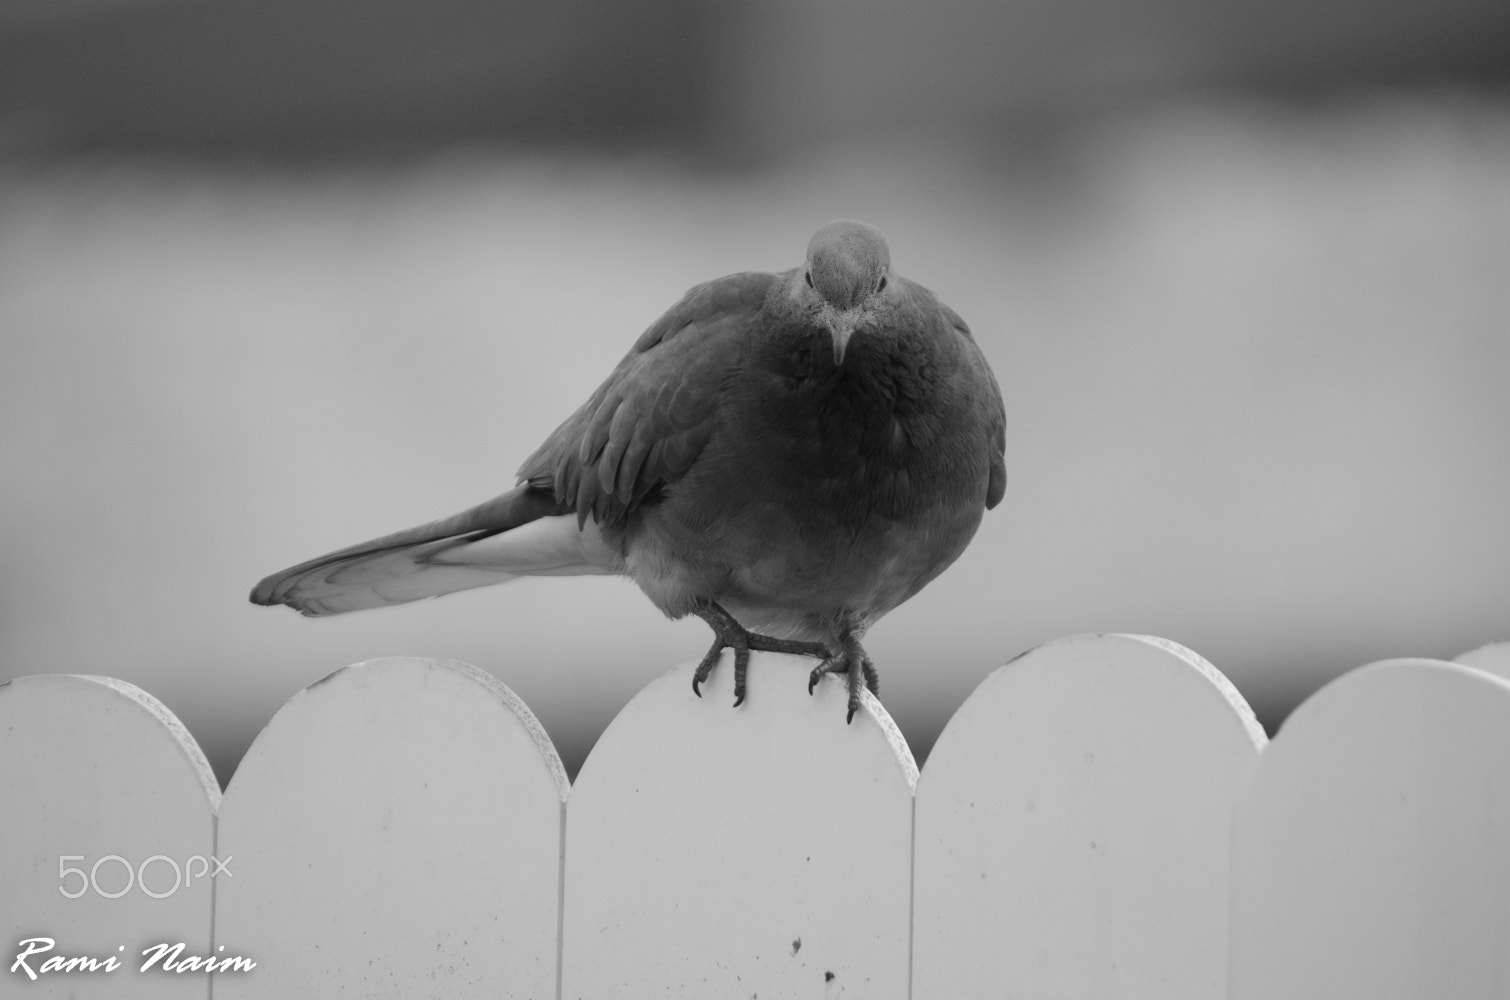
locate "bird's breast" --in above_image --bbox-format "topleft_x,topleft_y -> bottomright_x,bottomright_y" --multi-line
611,291 -> 1001,629
725,321 -> 978,516
634,319 -> 983,597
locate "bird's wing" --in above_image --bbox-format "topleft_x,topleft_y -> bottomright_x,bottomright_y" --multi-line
940,301 -> 1007,510
518,271 -> 775,526
249,272 -> 772,616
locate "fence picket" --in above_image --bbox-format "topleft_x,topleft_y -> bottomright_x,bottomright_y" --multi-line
912,633 -> 1267,999
1228,658 -> 1510,1000
210,657 -> 567,1000
560,652 -> 917,999
0,674 -> 218,998
8,634 -> 1510,999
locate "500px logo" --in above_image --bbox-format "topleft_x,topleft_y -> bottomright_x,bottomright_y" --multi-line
57,855 -> 233,899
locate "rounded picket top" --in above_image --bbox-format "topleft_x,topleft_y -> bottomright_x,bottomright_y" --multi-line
213,657 -> 568,1000
562,651 -> 916,1000
0,674 -> 218,997
912,633 -> 1266,1000
1455,640 -> 1510,682
1229,658 -> 1510,1000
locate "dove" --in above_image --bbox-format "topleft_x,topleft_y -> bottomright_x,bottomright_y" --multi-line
252,220 -> 1006,722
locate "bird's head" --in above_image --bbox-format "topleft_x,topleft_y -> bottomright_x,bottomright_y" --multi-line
796,219 -> 893,365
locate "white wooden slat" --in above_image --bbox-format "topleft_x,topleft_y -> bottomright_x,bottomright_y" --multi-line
0,674 -> 219,998
560,652 -> 916,999
211,657 -> 568,1000
1455,640 -> 1510,681
912,633 -> 1267,1000
1229,658 -> 1510,1000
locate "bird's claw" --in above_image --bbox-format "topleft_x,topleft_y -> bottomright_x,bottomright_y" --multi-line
693,602 -> 832,709
692,637 -> 744,705
691,623 -> 758,707
807,644 -> 879,724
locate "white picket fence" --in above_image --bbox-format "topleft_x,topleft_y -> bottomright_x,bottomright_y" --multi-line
3,633 -> 1509,999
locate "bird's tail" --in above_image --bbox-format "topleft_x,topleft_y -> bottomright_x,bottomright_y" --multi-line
249,485 -> 610,616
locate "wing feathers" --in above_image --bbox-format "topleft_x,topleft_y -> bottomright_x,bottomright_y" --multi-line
517,271 -> 775,528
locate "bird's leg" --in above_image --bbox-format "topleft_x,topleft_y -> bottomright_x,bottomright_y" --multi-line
807,627 -> 880,724
691,602 -> 831,707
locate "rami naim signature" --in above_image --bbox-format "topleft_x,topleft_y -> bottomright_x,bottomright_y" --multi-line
10,938 -> 256,980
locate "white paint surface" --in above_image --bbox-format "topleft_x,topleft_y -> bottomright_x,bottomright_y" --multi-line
1455,640 -> 1510,681
560,652 -> 916,999
911,632 -> 1266,999
211,657 -> 567,999
11,635 -> 1508,998
0,674 -> 218,998
1229,658 -> 1510,1000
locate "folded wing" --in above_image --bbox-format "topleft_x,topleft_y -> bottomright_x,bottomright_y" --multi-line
518,271 -> 773,526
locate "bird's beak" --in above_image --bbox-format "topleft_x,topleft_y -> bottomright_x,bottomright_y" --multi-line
820,304 -> 862,366
830,324 -> 853,365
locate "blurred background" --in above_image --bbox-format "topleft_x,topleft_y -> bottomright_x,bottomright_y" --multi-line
1,0 -> 1507,786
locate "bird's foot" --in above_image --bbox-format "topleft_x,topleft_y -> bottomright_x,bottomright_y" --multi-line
692,603 -> 831,707
807,632 -> 879,724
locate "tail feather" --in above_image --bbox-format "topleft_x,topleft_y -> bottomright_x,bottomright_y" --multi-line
249,485 -> 608,616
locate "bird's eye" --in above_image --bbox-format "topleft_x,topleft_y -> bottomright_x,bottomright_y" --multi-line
877,276 -> 888,292
805,271 -> 813,288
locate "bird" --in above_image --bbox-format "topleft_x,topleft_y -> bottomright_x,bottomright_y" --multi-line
251,220 -> 1006,723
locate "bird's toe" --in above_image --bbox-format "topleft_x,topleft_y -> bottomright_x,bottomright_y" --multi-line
731,643 -> 750,708
695,601 -> 832,709
807,635 -> 878,723
843,657 -> 866,725
692,640 -> 725,698
807,658 -> 833,696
